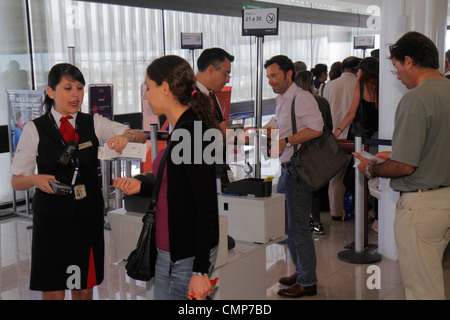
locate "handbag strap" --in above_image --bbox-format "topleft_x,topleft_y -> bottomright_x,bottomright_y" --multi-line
147,115 -> 190,211
290,93 -> 329,154
148,140 -> 172,212
290,96 -> 299,154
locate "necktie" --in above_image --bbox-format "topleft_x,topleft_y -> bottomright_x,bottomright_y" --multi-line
60,115 -> 79,143
209,92 -> 223,122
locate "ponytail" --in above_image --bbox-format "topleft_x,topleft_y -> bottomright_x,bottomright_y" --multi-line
190,89 -> 218,130
41,94 -> 54,115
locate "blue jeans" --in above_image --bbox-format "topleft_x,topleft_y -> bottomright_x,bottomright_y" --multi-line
277,167 -> 317,286
154,247 -> 217,300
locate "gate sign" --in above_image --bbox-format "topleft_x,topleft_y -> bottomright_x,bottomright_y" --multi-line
242,8 -> 279,36
354,36 -> 375,49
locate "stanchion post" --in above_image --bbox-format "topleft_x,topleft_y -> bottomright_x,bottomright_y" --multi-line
253,36 -> 264,179
150,124 -> 159,161
354,136 -> 364,253
337,136 -> 382,264
101,160 -> 110,214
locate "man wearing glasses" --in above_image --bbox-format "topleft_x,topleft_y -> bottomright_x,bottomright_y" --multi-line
355,31 -> 450,300
196,47 -> 234,187
196,47 -> 234,136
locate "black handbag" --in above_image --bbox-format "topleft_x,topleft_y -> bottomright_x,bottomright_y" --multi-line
125,144 -> 170,281
289,95 -> 348,191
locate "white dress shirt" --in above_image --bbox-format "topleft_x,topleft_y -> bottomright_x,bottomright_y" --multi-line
275,83 -> 323,163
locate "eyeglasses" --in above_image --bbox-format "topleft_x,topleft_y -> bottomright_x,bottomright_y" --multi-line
389,45 -> 399,53
215,66 -> 231,77
391,61 -> 400,75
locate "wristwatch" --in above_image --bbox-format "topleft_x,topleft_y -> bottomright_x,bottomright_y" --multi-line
365,164 -> 375,180
192,272 -> 208,277
285,137 -> 292,148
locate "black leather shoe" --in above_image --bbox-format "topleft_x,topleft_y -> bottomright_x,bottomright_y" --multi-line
277,284 -> 317,298
278,272 -> 299,286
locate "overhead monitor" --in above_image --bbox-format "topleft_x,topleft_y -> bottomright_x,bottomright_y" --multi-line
242,8 -> 279,36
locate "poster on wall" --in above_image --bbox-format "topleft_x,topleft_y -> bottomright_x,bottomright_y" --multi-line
6,89 -> 46,153
88,84 -> 113,120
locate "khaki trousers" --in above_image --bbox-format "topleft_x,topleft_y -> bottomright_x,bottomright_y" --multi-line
328,154 -> 351,218
394,187 -> 450,300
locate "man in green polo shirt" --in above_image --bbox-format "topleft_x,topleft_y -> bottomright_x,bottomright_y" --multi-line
355,31 -> 450,300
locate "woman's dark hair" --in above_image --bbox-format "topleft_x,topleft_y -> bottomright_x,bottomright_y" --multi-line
42,63 -> 86,114
294,70 -> 314,94
389,31 -> 439,69
146,55 -> 217,129
358,63 -> 379,107
329,62 -> 342,81
311,63 -> 328,79
264,55 -> 295,82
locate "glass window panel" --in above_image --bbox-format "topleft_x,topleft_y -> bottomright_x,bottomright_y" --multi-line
0,0 -> 33,205
32,0 -> 164,115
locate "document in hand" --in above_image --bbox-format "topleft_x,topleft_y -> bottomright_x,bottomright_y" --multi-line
98,142 -> 147,161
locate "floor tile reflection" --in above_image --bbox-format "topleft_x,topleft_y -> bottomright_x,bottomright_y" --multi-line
0,210 -> 448,300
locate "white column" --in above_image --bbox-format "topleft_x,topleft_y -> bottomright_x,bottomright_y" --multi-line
377,0 -> 448,260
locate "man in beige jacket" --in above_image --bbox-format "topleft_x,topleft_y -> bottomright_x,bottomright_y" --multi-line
323,56 -> 361,220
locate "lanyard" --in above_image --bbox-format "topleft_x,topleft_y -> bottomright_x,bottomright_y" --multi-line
48,112 -> 80,187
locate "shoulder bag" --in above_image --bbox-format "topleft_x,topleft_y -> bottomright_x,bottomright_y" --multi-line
125,143 -> 171,281
289,95 -> 348,191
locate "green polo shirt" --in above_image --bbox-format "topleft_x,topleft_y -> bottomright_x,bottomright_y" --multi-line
390,77 -> 450,192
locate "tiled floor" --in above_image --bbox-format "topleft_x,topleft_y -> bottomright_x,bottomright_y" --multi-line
0,209 -> 448,300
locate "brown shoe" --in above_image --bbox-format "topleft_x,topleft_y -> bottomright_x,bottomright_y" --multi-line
278,272 -> 299,286
277,284 -> 317,298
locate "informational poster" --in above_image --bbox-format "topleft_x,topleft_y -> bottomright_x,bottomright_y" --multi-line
6,89 -> 45,152
88,84 -> 113,120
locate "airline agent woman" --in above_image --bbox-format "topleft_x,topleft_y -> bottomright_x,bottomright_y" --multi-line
10,63 -> 146,300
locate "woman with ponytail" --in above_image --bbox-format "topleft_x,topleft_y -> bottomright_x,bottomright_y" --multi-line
113,55 -> 219,300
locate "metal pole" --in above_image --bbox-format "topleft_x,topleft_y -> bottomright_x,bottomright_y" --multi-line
114,161 -> 122,208
68,46 -> 75,65
101,160 -> 110,213
254,36 -> 264,179
354,136 -> 365,253
337,136 -> 382,264
150,124 -> 159,161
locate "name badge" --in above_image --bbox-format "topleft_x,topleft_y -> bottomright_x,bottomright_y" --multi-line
79,141 -> 93,150
74,184 -> 87,200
